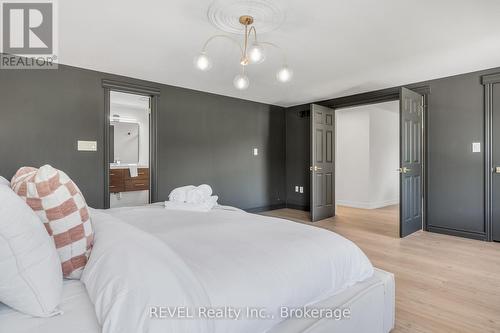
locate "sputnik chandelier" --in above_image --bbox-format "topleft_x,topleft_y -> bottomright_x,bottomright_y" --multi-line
194,15 -> 293,90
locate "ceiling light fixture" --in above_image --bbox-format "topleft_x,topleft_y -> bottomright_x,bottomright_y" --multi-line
194,14 -> 292,90
194,52 -> 212,71
276,66 -> 293,83
233,70 -> 250,90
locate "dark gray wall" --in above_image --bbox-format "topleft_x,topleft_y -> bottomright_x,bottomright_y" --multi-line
285,67 -> 500,240
0,64 -> 285,210
285,108 -> 310,210
424,70 -> 488,238
2,59 -> 499,237
158,86 -> 285,210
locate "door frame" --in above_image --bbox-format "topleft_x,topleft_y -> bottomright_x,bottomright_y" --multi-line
102,80 -> 160,209
481,73 -> 500,241
316,85 -> 430,232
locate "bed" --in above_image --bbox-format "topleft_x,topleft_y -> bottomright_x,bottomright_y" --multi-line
0,204 -> 395,333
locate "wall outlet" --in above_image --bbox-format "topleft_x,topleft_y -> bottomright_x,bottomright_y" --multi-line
472,142 -> 481,153
295,186 -> 299,192
77,140 -> 97,151
299,186 -> 304,193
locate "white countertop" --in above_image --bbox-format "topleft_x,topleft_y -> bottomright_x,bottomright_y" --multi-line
110,164 -> 148,169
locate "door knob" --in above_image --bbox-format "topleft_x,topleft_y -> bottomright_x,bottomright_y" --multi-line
309,166 -> 322,171
397,167 -> 412,174
495,166 -> 500,174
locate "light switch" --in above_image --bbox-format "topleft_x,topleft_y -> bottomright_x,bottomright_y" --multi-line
253,148 -> 258,156
472,142 -> 481,153
299,186 -> 304,193
295,186 -> 299,192
77,140 -> 97,152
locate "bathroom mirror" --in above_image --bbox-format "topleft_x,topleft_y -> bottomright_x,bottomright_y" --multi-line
110,121 -> 140,164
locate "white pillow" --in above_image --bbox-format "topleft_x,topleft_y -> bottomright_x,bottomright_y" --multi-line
0,178 -> 62,317
11,165 -> 94,279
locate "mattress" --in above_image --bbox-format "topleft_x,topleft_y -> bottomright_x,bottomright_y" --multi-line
0,269 -> 394,333
269,268 -> 395,333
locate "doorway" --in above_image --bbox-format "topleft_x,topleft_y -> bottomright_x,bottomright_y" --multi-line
102,80 -> 160,209
335,101 -> 400,236
310,87 -> 426,238
109,91 -> 151,208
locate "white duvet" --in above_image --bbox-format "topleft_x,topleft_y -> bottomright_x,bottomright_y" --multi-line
83,206 -> 373,333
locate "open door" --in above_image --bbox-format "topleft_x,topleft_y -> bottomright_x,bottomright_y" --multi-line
310,104 -> 335,222
399,87 -> 423,237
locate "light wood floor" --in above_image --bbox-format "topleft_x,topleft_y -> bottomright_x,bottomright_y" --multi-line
262,205 -> 500,333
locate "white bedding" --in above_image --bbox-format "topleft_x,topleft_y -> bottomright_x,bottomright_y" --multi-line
0,205 -> 377,333
81,205 -> 374,333
0,280 -> 100,333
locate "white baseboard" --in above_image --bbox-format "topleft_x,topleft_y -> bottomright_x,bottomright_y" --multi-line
336,199 -> 399,210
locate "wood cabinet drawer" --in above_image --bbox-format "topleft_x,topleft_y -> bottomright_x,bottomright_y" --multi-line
124,168 -> 149,181
109,169 -> 124,193
125,179 -> 149,191
109,184 -> 125,193
109,169 -> 124,182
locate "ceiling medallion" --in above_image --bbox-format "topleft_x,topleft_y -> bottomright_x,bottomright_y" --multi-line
195,2 -> 292,90
207,0 -> 285,34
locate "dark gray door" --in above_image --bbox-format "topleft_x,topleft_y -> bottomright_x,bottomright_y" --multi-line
399,87 -> 423,237
310,104 -> 335,222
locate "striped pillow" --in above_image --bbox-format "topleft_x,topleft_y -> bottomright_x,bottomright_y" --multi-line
11,165 -> 94,279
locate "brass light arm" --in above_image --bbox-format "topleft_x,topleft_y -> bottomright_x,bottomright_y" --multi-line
259,41 -> 288,65
243,24 -> 249,57
248,26 -> 258,42
201,35 -> 244,57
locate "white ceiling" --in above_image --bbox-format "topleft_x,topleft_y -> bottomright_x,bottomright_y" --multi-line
110,91 -> 149,109
59,0 -> 500,107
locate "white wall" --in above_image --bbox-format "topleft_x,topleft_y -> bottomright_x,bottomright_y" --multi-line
369,105 -> 400,207
335,108 -> 371,206
335,101 -> 399,209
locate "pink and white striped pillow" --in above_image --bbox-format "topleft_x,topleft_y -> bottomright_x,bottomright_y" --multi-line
11,165 -> 94,279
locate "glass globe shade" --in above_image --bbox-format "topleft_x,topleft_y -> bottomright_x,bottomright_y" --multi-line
248,43 -> 266,64
233,74 -> 250,90
276,66 -> 293,83
194,52 -> 212,71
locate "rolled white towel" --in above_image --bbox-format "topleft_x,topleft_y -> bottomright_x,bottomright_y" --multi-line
186,184 -> 213,204
186,188 -> 205,204
198,184 -> 212,197
206,195 -> 218,207
164,195 -> 218,212
168,185 -> 195,202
